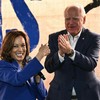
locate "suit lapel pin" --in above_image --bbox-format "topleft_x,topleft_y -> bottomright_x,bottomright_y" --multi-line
82,38 -> 84,40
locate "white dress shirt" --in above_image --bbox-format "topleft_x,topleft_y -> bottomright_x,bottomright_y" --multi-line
58,30 -> 82,96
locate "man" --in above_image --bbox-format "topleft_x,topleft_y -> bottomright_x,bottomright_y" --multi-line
45,4 -> 100,100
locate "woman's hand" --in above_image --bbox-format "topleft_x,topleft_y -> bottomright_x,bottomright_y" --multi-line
36,44 -> 50,61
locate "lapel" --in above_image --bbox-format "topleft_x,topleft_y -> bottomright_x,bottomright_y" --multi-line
56,29 -> 88,52
75,28 -> 87,52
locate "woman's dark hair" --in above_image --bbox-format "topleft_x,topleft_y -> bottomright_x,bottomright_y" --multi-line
1,29 -> 30,63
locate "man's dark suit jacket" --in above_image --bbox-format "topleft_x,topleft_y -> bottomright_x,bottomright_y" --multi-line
45,28 -> 100,100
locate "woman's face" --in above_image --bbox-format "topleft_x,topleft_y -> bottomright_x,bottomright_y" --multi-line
10,36 -> 26,64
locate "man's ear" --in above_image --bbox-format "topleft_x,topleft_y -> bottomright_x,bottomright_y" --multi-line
83,16 -> 86,24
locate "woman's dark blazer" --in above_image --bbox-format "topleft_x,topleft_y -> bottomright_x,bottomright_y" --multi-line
0,58 -> 47,100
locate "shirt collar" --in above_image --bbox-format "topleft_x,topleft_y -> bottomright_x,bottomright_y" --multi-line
67,29 -> 82,39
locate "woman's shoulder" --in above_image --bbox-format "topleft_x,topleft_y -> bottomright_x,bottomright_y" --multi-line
0,60 -> 10,65
0,60 -> 18,69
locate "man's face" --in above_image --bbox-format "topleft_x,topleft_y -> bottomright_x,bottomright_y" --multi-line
64,7 -> 86,36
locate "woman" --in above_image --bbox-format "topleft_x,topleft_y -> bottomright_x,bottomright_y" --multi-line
0,29 -> 50,100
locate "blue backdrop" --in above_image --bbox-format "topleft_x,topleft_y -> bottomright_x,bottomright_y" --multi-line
0,0 -> 39,52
